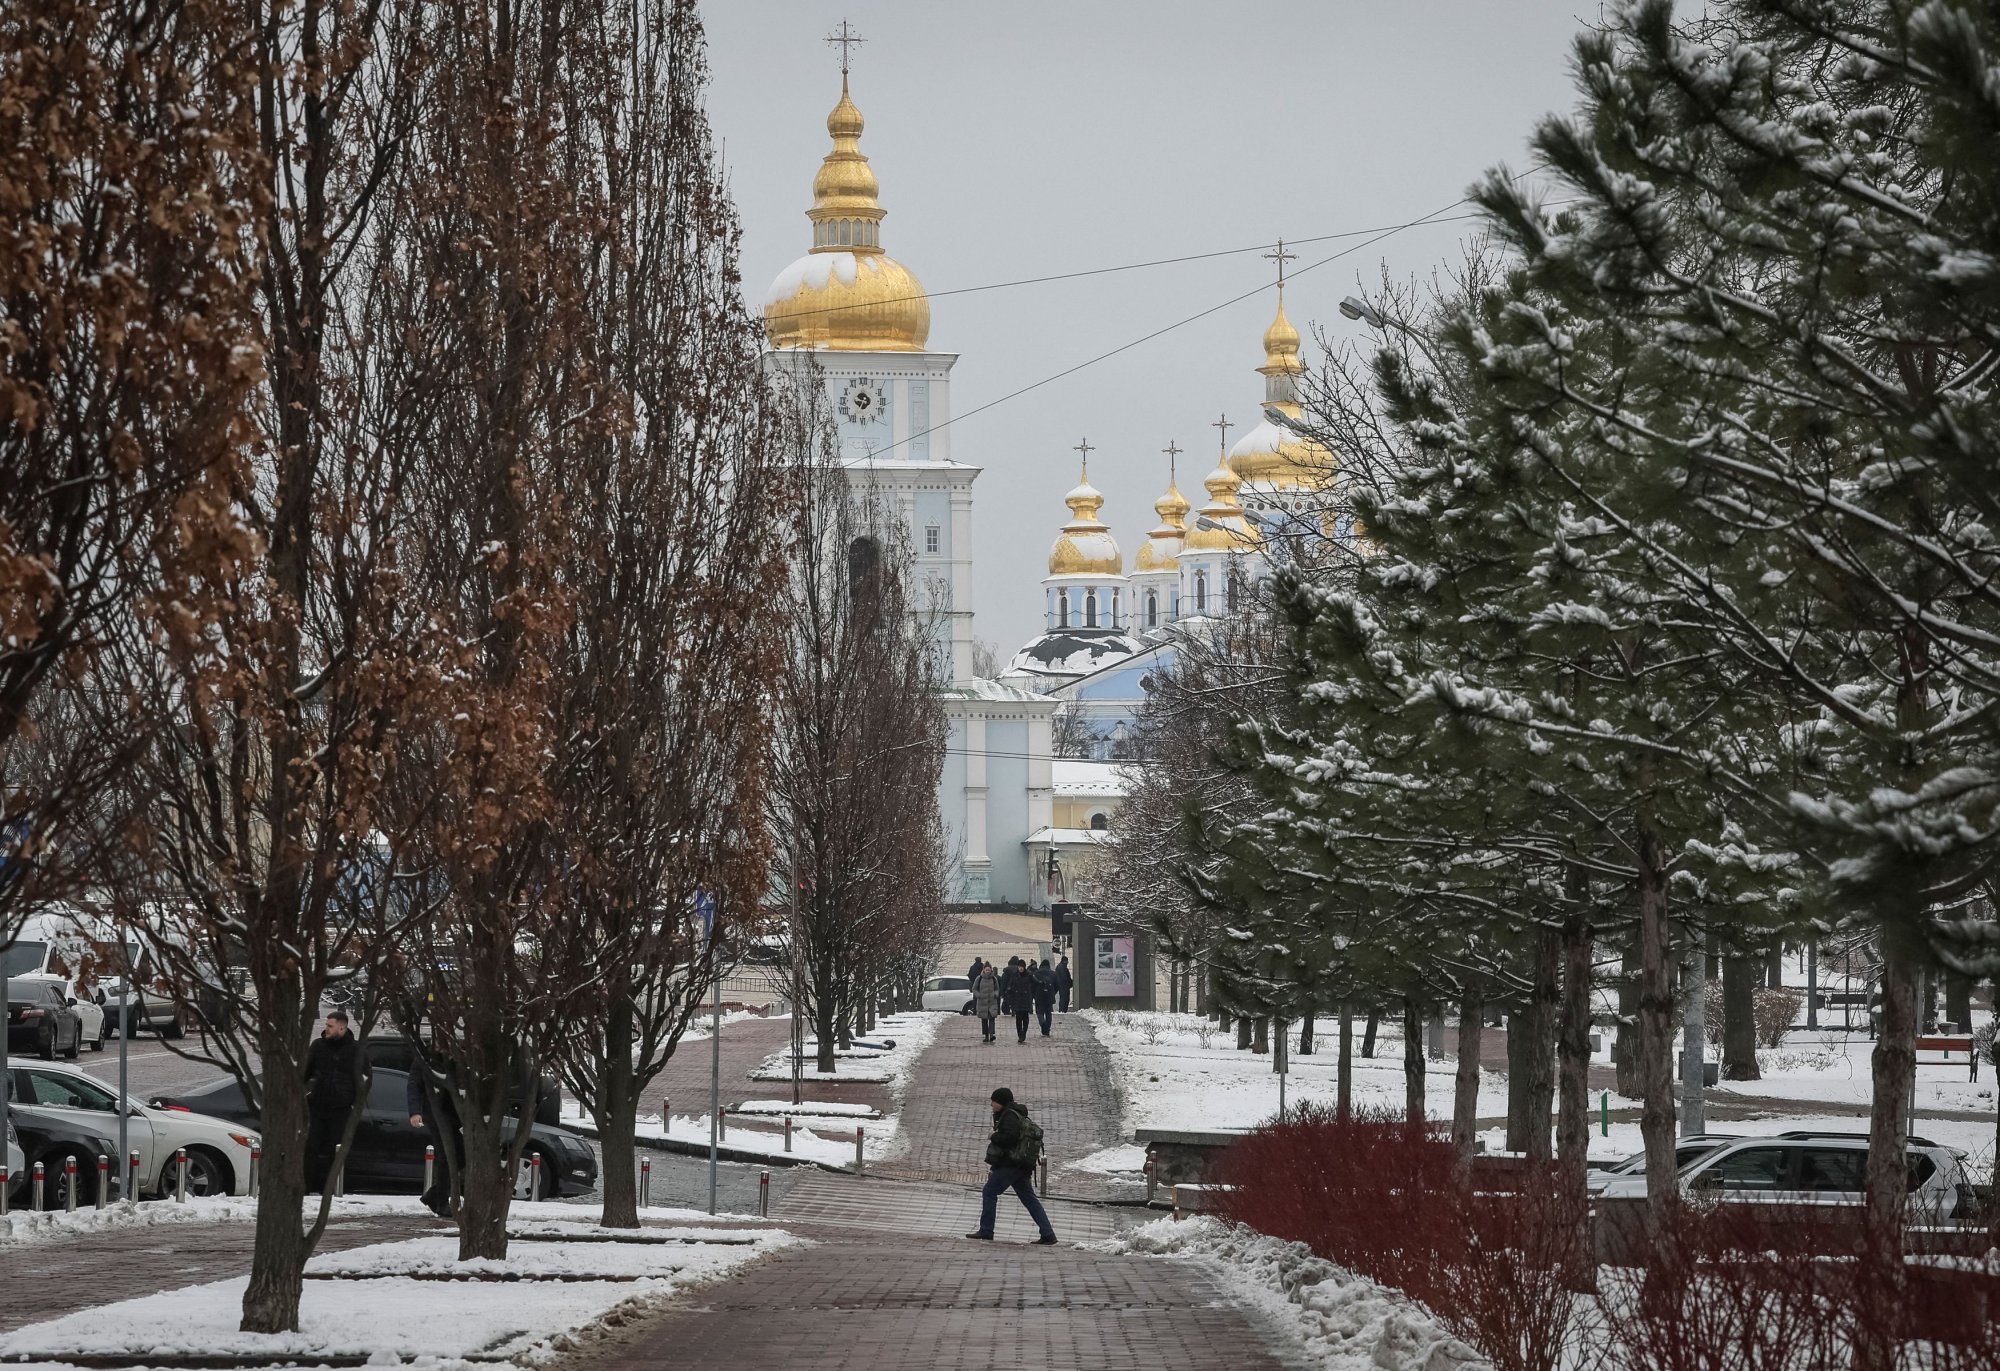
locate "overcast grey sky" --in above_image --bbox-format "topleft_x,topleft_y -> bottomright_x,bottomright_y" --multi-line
702,1 -> 1591,656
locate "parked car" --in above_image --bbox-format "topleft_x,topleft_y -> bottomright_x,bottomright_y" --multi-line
1586,1135 -> 1740,1193
920,976 -> 974,1013
4,1102 -> 122,1208
7,1059 -> 257,1197
4,1114 -> 21,1186
158,1066 -> 595,1199
6,980 -> 83,1059
9,975 -> 105,1051
1597,1133 -> 1974,1219
95,978 -> 185,1039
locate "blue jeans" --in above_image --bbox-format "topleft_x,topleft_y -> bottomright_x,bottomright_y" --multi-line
978,1165 -> 1054,1239
1036,1003 -> 1053,1034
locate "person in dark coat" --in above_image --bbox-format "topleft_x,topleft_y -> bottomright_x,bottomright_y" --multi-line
999,958 -> 1034,1043
1054,956 -> 1075,1012
302,1011 -> 362,1193
1033,959 -> 1058,1036
966,956 -> 985,987
971,963 -> 1001,1042
404,1046 -> 462,1218
966,1087 -> 1055,1243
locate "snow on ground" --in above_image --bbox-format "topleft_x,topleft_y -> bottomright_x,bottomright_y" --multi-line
0,1194 -> 257,1247
1085,1009 -> 1510,1137
1706,1029 -> 1997,1113
1493,1112 -> 2000,1181
745,1012 -> 939,1092
0,1223 -> 797,1366
730,1098 -> 879,1119
1096,1216 -> 1487,1371
1065,1142 -> 1148,1177
558,1097 -> 882,1165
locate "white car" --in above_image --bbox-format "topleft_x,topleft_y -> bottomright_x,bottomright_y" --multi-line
1587,1134 -> 1740,1193
8,974 -> 106,1051
1597,1132 -> 1973,1220
920,976 -> 974,1013
6,1058 -> 258,1197
4,1114 -> 21,1186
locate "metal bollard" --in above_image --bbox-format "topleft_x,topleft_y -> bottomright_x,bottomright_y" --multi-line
424,1145 -> 435,1199
854,1126 -> 865,1174
529,1152 -> 541,1198
335,1159 -> 345,1197
175,1148 -> 188,1202
758,1170 -> 770,1218
63,1155 -> 77,1212
95,1155 -> 109,1210
33,1160 -> 45,1212
249,1147 -> 261,1199
0,1165 -> 8,1216
718,1108 -> 726,1140
639,1155 -> 652,1209
661,1096 -> 669,1136
1144,1157 -> 1156,1203
783,1116 -> 793,1153
1037,1155 -> 1049,1197
1171,1184 -> 1185,1222
128,1150 -> 142,1204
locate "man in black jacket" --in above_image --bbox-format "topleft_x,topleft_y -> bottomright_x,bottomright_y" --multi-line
999,959 -> 1034,1043
966,1087 -> 1055,1243
1054,957 -> 1075,1013
405,1046 -> 461,1218
302,1011 -> 362,1193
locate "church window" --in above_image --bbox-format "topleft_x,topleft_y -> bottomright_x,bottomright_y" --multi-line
1112,590 -> 1120,626
924,524 -> 940,555
1090,812 -> 1109,831
1194,571 -> 1208,614
1058,589 -> 1070,629
1086,590 -> 1098,628
1146,591 -> 1158,628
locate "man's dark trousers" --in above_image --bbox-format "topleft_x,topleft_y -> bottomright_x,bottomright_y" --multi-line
1058,989 -> 1070,1013
1036,1003 -> 1053,1035
1013,1009 -> 1031,1042
976,1165 -> 1054,1239
304,1111 -> 344,1193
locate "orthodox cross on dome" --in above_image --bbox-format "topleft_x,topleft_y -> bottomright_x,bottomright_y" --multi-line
1073,437 -> 1095,479
1162,439 -> 1182,482
1264,238 -> 1297,288
826,19 -> 866,75
1212,413 -> 1233,454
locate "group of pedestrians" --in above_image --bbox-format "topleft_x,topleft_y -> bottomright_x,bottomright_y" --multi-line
966,955 -> 1073,1044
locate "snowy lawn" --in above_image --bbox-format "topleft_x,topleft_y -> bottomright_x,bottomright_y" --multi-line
0,1222 -> 798,1365
558,1097 -> 886,1165
1084,1009 -> 1510,1137
1096,1215 -> 1486,1371
745,1011 -> 938,1091
1491,1111 -> 2000,1181
729,1098 -> 879,1119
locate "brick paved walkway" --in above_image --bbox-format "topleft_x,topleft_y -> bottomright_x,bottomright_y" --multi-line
0,1214 -> 439,1332
772,1172 -> 1139,1243
580,1229 -> 1291,1371
877,1009 -> 1122,1193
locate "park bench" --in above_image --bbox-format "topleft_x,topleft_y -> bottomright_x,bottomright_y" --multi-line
1915,1033 -> 1979,1081
1135,1127 -> 1244,1195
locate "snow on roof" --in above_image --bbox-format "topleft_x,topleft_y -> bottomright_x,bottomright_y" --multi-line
763,250 -> 863,305
938,676 -> 1053,704
1052,759 -> 1128,798
1023,826 -> 1115,846
1005,628 -> 1145,680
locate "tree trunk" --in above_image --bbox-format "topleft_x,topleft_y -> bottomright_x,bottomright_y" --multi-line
814,983 -> 837,1073
1721,955 -> 1761,1080
1452,986 -> 1482,1174
1505,1007 -> 1533,1154
1361,1006 -> 1380,1058
1856,946 -> 1917,1371
1556,904 -> 1596,1291
594,1003 -> 639,1228
1236,1015 -> 1252,1050
1402,998 -> 1425,1126
1336,1004 -> 1353,1121
240,1011 -> 309,1333
1525,927 -> 1560,1165
1297,1010 -> 1314,1056
1635,820 -> 1680,1251
1614,941 -> 1642,1098
456,1109 -> 514,1261
1765,946 -> 1784,990
1251,1015 -> 1269,1055
1943,972 -> 1972,1033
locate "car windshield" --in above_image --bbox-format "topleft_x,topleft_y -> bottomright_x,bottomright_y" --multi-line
2,942 -> 47,978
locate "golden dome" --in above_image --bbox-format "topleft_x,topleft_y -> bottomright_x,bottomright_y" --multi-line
764,75 -> 930,352
1183,461 -> 1258,553
1134,455 -> 1189,573
1230,286 -> 1336,489
1048,454 -> 1123,577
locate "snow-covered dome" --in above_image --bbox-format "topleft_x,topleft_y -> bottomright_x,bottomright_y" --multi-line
1004,627 -> 1146,682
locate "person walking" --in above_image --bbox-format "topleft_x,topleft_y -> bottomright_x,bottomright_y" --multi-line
965,1087 -> 1056,1244
1000,958 -> 1033,1043
302,1010 -> 362,1194
1033,959 -> 1058,1036
967,955 -> 985,988
1054,956 -> 1074,1013
972,962 -> 1001,1043
405,1044 -> 461,1218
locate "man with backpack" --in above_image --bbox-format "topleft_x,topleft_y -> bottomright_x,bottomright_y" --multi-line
966,1086 -> 1057,1244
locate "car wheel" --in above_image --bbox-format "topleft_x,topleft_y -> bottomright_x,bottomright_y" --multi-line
161,1015 -> 184,1040
179,1147 -> 231,1198
63,1023 -> 80,1059
512,1147 -> 552,1202
45,1150 -> 91,1208
90,1022 -> 105,1051
960,1002 -> 975,1016
37,1029 -> 54,1060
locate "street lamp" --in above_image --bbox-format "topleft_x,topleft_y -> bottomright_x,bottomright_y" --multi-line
1339,295 -> 1386,328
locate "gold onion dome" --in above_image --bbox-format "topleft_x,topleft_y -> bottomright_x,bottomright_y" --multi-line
763,75 -> 930,352
1184,460 -> 1257,553
1134,476 -> 1189,572
1048,458 -> 1123,577
1229,288 -> 1337,489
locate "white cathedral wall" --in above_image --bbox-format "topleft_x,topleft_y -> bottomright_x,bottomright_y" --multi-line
983,716 -> 1032,906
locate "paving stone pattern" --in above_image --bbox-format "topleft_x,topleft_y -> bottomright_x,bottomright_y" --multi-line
0,1215 -> 438,1332
589,1230 -> 1291,1371
772,1172 -> 1140,1244
877,1009 -> 1122,1193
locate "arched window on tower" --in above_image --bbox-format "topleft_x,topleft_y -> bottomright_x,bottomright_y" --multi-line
1194,571 -> 1208,615
1058,589 -> 1070,629
1112,590 -> 1120,626
1146,590 -> 1158,629
1085,590 -> 1098,628
1089,812 -> 1109,831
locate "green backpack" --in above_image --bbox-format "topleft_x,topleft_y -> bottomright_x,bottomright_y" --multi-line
1010,1114 -> 1045,1169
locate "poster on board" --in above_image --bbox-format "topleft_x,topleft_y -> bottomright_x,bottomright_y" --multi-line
1093,933 -> 1135,997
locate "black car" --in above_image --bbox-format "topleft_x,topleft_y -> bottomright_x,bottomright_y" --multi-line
6,979 -> 83,1059
5,1101 -> 122,1207
158,1066 -> 595,1199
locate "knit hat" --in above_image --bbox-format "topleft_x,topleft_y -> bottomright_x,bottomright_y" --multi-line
991,1087 -> 1014,1105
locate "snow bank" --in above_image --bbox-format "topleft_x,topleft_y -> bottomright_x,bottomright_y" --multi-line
746,1012 -> 939,1093
729,1099 -> 879,1119
1097,1216 -> 1488,1371
0,1195 -> 257,1247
